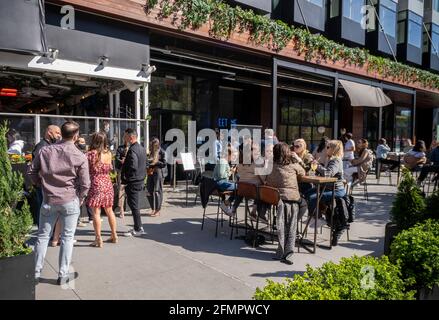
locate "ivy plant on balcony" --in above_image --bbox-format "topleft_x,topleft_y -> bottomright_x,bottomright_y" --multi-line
143,0 -> 439,91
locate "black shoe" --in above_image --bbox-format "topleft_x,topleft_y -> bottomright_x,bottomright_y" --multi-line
331,230 -> 343,246
56,272 -> 79,286
281,253 -> 294,265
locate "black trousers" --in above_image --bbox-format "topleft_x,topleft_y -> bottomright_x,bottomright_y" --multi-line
146,173 -> 163,211
126,181 -> 144,231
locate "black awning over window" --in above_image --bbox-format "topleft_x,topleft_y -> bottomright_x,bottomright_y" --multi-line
0,0 -> 45,55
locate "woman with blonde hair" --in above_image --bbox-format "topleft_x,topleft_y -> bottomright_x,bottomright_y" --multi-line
291,138 -> 314,173
86,131 -> 118,247
306,140 -> 346,243
146,137 -> 166,217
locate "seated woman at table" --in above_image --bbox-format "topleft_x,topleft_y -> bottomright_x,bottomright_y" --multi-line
343,138 -> 374,185
403,140 -> 427,170
291,138 -> 314,173
265,142 -> 307,265
224,142 -> 265,218
214,145 -> 237,214
306,140 -> 346,226
312,136 -> 329,166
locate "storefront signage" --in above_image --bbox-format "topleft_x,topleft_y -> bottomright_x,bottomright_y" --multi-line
217,118 -> 237,128
60,5 -> 75,30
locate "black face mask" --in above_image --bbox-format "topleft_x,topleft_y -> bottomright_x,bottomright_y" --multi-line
77,144 -> 87,151
50,137 -> 59,144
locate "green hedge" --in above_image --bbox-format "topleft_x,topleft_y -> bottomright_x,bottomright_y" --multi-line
390,219 -> 439,291
390,168 -> 426,230
0,122 -> 33,258
254,255 -> 415,300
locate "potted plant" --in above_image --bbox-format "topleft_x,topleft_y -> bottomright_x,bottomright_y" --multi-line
385,168 -> 426,255
389,219 -> 439,300
254,255 -> 414,300
0,123 -> 34,300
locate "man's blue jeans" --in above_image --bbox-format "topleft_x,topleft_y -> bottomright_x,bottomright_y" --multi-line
34,198 -> 80,278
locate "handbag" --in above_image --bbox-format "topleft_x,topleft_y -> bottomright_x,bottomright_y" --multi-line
147,167 -> 155,176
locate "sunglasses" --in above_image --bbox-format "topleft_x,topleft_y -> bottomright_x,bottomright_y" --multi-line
293,145 -> 301,149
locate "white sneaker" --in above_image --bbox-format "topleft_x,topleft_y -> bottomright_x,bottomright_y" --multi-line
220,202 -> 230,214
223,207 -> 235,217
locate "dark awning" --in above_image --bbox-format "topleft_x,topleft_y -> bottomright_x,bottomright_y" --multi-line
0,0 -> 46,55
339,79 -> 392,107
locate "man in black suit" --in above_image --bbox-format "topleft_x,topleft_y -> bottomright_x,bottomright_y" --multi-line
121,128 -> 147,236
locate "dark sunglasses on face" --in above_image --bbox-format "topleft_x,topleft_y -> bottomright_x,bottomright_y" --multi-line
293,145 -> 301,149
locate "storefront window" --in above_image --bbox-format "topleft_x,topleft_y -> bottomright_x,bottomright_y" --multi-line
307,0 -> 324,7
395,106 -> 412,150
150,73 -> 193,111
434,0 -> 439,12
343,0 -> 364,23
278,92 -> 332,149
0,114 -> 35,154
330,0 -> 340,18
431,24 -> 439,55
407,13 -> 422,48
380,0 -> 397,37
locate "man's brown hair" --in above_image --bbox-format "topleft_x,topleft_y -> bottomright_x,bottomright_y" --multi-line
61,121 -> 80,140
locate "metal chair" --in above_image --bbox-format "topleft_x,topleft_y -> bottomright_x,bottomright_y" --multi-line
256,186 -> 280,247
201,188 -> 234,238
230,181 -> 258,240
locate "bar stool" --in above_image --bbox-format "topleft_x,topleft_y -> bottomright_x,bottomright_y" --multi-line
257,186 -> 280,247
230,181 -> 258,240
201,187 -> 234,238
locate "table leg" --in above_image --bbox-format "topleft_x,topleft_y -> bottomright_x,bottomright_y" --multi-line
314,184 -> 320,253
173,162 -> 177,190
329,185 -> 336,249
185,171 -> 188,207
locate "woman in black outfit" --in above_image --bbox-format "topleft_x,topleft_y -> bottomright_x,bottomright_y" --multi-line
146,137 -> 166,217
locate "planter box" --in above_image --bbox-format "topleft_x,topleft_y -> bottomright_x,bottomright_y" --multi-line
384,222 -> 400,256
0,252 -> 35,300
418,285 -> 439,300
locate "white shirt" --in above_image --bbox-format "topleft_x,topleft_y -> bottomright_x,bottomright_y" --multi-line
7,140 -> 24,155
344,139 -> 355,160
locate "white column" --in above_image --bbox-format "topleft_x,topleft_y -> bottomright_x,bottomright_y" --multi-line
115,90 -> 121,118
135,88 -> 141,140
109,91 -> 114,139
35,115 -> 40,145
143,83 -> 149,151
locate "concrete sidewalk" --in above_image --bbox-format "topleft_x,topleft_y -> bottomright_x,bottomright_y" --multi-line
34,176 -> 396,300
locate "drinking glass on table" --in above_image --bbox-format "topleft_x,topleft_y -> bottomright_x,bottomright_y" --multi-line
310,160 -> 318,176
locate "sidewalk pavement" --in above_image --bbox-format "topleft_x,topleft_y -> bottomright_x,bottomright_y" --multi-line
34,175 -> 396,300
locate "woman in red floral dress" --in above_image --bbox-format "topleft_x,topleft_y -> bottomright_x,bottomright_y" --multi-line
87,131 -> 118,247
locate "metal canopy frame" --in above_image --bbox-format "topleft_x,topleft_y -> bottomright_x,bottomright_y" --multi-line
271,57 -> 418,141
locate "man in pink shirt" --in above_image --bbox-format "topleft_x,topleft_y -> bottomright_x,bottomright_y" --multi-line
28,121 -> 90,285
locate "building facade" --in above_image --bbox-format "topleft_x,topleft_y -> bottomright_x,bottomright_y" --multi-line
1,0 -> 439,155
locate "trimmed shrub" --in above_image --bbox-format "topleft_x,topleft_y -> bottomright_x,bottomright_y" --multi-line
254,255 -> 414,300
0,122 -> 33,258
390,219 -> 439,291
390,168 -> 426,230
425,190 -> 439,220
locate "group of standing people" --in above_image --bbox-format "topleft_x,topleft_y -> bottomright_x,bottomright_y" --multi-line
28,121 -> 165,284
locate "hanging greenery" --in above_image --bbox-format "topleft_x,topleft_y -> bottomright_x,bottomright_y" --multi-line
144,0 -> 439,91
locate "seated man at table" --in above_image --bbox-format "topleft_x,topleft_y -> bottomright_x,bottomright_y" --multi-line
214,145 -> 237,214
265,142 -> 307,265
306,140 -> 347,243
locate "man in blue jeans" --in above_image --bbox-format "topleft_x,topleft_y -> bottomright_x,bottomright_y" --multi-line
28,121 -> 90,285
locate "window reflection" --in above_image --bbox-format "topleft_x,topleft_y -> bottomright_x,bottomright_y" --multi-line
343,0 -> 364,23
